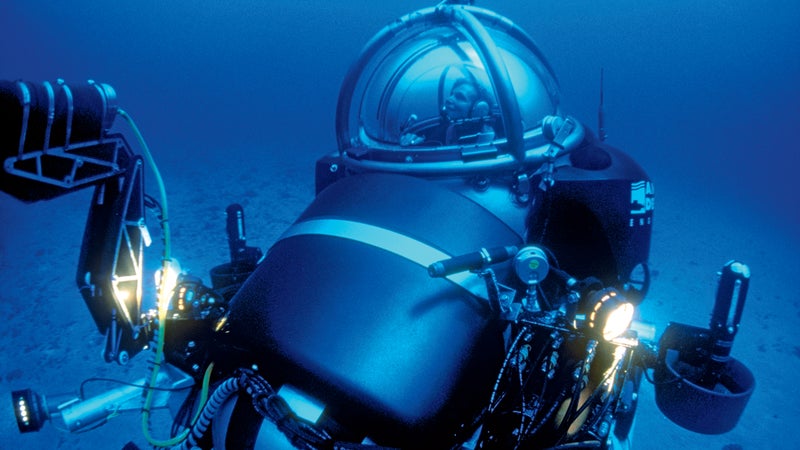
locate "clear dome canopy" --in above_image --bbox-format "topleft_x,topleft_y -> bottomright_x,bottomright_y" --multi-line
336,4 -> 578,174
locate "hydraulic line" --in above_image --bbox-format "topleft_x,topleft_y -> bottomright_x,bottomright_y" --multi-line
117,109 -> 208,447
117,109 -> 171,261
171,375 -> 240,450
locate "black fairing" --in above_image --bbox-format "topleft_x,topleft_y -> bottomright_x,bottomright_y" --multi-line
528,137 -> 653,297
227,173 -> 523,446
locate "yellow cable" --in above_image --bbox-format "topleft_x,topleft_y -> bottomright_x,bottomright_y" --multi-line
117,109 -> 170,260
117,109 -> 213,447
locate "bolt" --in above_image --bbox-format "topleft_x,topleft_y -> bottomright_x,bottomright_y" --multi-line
474,177 -> 490,191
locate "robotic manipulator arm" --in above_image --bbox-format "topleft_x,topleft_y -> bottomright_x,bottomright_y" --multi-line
3,79 -> 266,439
1,78 -> 153,365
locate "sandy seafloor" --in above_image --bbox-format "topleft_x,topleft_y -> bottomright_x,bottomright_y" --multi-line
2,0 -> 800,449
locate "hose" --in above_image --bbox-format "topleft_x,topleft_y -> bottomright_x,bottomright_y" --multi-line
171,376 -> 241,450
117,109 -> 202,447
116,109 -> 171,260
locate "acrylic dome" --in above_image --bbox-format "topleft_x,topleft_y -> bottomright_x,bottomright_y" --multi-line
335,3 -> 583,175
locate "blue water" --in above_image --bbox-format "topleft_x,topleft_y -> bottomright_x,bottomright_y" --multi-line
1,1 -> 798,449
3,0 -> 798,225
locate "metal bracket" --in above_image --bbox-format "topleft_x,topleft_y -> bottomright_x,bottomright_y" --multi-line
4,138 -> 126,190
538,116 -> 577,191
479,269 -> 520,321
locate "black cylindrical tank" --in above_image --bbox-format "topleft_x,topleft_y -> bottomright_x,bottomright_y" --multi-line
227,173 -> 522,446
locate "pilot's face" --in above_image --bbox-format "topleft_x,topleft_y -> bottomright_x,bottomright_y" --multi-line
444,83 -> 478,120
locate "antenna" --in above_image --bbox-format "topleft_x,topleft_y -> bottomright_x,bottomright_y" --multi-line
598,68 -> 607,142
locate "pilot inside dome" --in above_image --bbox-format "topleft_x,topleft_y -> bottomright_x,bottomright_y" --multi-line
399,70 -> 497,147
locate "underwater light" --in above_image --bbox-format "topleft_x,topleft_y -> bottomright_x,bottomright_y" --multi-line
155,258 -> 182,312
10,369 -> 194,435
11,389 -> 48,433
115,287 -> 131,303
602,299 -> 635,341
575,288 -> 634,341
